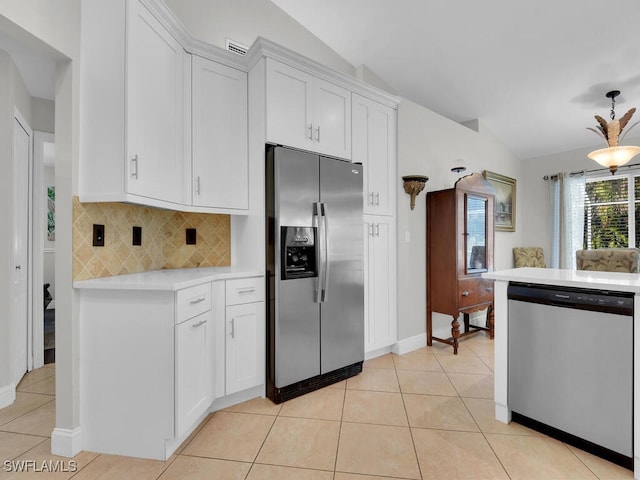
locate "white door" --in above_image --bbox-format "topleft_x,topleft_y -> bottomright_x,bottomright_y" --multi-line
127,0 -> 186,204
312,78 -> 351,159
226,302 -> 263,395
192,56 -> 248,210
265,59 -> 313,152
13,115 -> 31,384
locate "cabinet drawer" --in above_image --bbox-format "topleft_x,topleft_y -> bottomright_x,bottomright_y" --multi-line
477,278 -> 494,304
176,283 -> 212,324
226,277 -> 265,305
459,277 -> 494,308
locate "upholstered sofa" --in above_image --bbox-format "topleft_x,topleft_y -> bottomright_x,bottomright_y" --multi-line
575,248 -> 640,273
513,247 -> 546,268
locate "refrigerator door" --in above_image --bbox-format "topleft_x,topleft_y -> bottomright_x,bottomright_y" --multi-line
319,157 -> 364,374
274,147 -> 321,387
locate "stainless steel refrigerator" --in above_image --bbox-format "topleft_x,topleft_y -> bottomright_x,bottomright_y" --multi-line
266,145 -> 364,403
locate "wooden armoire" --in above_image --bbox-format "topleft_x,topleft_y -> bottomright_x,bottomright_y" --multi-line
426,173 -> 495,354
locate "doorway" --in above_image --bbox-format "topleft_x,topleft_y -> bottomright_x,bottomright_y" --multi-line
33,131 -> 55,367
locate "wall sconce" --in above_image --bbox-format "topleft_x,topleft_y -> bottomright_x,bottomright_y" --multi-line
402,175 -> 428,210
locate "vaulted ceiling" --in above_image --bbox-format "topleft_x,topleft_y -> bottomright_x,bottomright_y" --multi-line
270,0 -> 640,160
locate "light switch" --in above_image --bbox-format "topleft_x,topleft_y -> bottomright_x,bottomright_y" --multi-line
404,231 -> 411,243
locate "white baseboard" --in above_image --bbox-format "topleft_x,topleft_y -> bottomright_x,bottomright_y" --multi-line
209,385 -> 264,412
364,345 -> 394,361
0,383 -> 16,409
392,333 -> 427,356
51,427 -> 82,458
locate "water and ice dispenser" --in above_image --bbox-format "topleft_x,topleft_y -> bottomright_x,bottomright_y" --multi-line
281,226 -> 317,279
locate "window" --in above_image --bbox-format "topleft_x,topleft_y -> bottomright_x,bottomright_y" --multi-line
583,173 -> 640,248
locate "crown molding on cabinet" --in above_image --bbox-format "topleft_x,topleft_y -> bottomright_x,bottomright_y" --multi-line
141,0 -> 400,106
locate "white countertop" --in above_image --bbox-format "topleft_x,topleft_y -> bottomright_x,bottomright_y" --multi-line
73,267 -> 264,291
483,267 -> 640,293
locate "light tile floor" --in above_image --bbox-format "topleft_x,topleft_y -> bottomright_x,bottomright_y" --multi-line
0,335 -> 633,479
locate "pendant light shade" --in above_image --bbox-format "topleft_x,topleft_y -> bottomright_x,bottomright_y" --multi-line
587,90 -> 640,174
587,146 -> 640,174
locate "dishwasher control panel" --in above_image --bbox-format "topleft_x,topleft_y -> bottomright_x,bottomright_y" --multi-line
507,282 -> 633,316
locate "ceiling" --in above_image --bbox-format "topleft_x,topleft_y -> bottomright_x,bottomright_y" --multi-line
270,0 -> 640,160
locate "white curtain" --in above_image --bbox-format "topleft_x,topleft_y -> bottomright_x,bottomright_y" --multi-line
549,173 -> 586,269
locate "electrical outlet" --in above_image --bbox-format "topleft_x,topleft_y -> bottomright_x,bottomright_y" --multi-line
93,224 -> 105,247
186,228 -> 196,245
132,226 -> 142,246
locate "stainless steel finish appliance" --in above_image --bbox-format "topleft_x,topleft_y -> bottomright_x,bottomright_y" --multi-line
507,282 -> 633,470
266,146 -> 364,403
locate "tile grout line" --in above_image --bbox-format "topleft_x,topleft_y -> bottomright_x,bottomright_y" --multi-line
462,338 -> 513,480
331,382 -> 348,477
395,355 -> 425,480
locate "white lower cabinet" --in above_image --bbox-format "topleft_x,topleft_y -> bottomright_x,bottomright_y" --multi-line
224,277 -> 266,396
175,311 -> 212,439
364,216 -> 397,353
78,273 -> 265,460
226,302 -> 263,394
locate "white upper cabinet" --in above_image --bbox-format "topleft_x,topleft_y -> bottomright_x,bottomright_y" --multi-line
266,59 -> 352,160
192,56 -> 249,212
80,0 -> 188,208
127,0 -> 187,205
352,94 -> 397,216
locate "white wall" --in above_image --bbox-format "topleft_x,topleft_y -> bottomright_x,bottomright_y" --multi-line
0,0 -> 80,454
397,99 -> 523,340
0,48 -> 32,394
163,0 -> 355,77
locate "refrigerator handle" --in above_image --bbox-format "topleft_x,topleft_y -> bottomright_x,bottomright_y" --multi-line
321,203 -> 330,302
313,202 -> 323,303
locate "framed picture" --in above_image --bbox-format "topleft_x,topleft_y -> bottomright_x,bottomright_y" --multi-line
483,170 -> 516,232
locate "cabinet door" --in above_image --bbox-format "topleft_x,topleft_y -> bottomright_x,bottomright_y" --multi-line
127,0 -> 186,204
312,79 -> 351,159
352,94 -> 396,215
175,312 -> 211,438
364,217 -> 397,352
226,302 -> 265,395
266,59 -> 313,152
192,56 -> 248,210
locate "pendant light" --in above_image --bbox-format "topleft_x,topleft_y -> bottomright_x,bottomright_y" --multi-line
587,90 -> 640,174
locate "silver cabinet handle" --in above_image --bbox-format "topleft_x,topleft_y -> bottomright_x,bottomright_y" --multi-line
485,286 -> 493,292
316,125 -> 320,142
192,319 -> 207,328
237,287 -> 255,294
189,296 -> 206,305
230,318 -> 235,338
374,192 -> 380,206
131,154 -> 138,179
368,223 -> 374,237
461,291 -> 470,297
369,192 -> 374,206
196,176 -> 201,195
375,224 -> 380,237
308,123 -> 313,140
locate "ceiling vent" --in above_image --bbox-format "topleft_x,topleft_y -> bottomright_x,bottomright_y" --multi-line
226,39 -> 248,56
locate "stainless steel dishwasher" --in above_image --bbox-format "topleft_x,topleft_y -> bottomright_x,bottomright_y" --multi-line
507,282 -> 633,469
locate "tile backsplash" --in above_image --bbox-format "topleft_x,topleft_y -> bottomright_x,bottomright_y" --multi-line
73,197 -> 231,280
